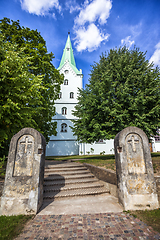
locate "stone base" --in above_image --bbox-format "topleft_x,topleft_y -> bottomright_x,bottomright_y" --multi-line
121,193 -> 159,211
1,192 -> 39,216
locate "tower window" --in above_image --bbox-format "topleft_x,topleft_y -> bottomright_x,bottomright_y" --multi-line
70,92 -> 74,98
64,70 -> 69,74
62,107 -> 67,115
64,79 -> 68,85
58,92 -> 62,99
61,123 -> 67,132
67,48 -> 69,51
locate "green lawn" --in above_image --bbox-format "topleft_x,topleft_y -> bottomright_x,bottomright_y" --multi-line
128,209 -> 160,233
0,215 -> 33,240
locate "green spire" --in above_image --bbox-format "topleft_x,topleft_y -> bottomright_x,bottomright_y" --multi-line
57,33 -> 82,75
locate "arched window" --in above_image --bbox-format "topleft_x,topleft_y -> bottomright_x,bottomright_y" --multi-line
62,107 -> 67,115
64,70 -> 69,74
61,123 -> 67,132
70,92 -> 74,98
58,92 -> 62,99
64,79 -> 68,85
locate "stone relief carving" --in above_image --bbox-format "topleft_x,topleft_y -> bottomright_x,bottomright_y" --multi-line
13,135 -> 34,177
126,133 -> 146,174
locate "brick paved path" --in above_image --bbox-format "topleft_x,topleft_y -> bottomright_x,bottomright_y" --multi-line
15,212 -> 160,240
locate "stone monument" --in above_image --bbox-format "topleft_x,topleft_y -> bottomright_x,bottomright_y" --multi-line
1,128 -> 46,215
114,126 -> 159,211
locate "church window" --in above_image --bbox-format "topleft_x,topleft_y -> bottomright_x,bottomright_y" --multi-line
61,123 -> 67,132
67,48 -> 69,51
58,92 -> 62,99
64,70 -> 69,74
70,92 -> 74,98
62,107 -> 67,115
64,79 -> 68,85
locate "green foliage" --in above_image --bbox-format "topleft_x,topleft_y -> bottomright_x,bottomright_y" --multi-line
0,35 -> 44,155
0,18 -> 63,157
0,155 -> 7,177
0,215 -> 33,240
100,151 -> 105,155
90,147 -> 94,154
72,46 -> 160,142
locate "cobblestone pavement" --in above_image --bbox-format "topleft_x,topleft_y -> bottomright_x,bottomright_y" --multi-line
15,212 -> 160,240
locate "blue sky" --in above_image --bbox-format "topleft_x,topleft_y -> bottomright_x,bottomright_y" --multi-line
0,0 -> 160,87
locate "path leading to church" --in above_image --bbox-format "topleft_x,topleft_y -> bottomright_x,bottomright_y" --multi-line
15,212 -> 160,239
15,161 -> 160,239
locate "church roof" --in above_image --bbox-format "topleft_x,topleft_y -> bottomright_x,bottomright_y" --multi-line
57,33 -> 82,75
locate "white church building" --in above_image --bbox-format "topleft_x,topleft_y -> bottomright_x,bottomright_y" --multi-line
46,34 -> 160,156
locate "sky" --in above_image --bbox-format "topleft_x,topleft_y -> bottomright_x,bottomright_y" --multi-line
0,0 -> 160,87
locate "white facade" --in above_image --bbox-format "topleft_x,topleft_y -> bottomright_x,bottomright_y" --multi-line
151,133 -> 160,152
46,34 -> 83,156
79,140 -> 114,155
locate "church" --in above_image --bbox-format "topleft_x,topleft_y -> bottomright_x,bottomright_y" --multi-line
46,34 -> 160,156
46,33 -> 82,156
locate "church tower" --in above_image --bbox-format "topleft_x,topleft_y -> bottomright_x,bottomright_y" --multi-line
46,33 -> 83,156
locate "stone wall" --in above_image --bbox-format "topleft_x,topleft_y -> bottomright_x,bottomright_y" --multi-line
83,163 -> 117,197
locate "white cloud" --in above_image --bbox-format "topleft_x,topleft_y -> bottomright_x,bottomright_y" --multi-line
74,23 -> 109,52
73,0 -> 112,52
121,36 -> 135,49
65,0 -> 80,13
75,0 -> 112,26
130,22 -> 142,38
149,42 -> 160,67
20,0 -> 61,16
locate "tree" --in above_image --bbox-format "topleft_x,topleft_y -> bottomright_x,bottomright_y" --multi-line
71,46 -> 160,143
0,34 -> 46,157
0,18 -> 63,156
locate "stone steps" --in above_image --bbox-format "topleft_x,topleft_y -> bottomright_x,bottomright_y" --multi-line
44,169 -> 90,176
43,178 -> 99,186
43,161 -> 109,200
45,163 -> 84,169
44,173 -> 94,181
45,167 -> 88,172
44,182 -> 104,192
43,187 -> 109,199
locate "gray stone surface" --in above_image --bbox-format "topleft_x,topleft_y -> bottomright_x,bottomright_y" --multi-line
114,126 -> 159,211
39,193 -> 123,215
1,128 -> 46,215
83,163 -> 118,197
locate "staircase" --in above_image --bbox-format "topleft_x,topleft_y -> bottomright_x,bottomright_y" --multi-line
43,161 -> 109,201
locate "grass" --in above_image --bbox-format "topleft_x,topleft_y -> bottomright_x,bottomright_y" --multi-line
127,209 -> 160,233
152,153 -> 160,174
0,215 -> 34,240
